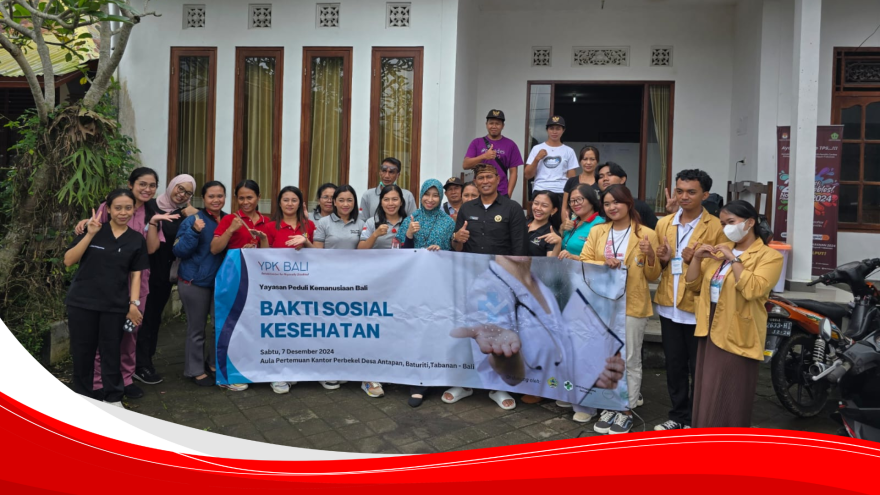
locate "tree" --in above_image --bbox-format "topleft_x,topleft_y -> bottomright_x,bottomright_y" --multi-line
0,0 -> 157,289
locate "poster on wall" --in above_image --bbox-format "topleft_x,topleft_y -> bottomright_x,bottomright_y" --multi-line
775,126 -> 842,275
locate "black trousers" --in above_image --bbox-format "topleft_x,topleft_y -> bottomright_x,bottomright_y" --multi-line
659,315 -> 698,425
67,306 -> 126,402
136,275 -> 172,371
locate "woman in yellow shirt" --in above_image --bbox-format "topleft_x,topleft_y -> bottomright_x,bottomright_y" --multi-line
685,200 -> 782,428
580,184 -> 661,434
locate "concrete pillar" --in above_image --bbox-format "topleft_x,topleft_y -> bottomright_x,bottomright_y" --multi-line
787,0 -> 821,288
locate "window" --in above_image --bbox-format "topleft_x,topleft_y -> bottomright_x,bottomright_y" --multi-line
299,47 -> 352,211
167,47 -> 217,207
832,47 -> 880,231
368,47 -> 423,194
232,47 -> 283,213
523,81 -> 674,211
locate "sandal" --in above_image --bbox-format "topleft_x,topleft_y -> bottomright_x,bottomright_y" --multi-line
489,390 -> 516,410
521,395 -> 543,404
362,381 -> 384,397
408,393 -> 425,408
441,387 -> 473,404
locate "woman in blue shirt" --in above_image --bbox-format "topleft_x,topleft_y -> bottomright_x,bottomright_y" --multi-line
555,184 -> 605,260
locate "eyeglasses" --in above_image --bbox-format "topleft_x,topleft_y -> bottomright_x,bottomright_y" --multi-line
320,195 -> 334,201
380,166 -> 399,173
175,185 -> 194,198
136,181 -> 158,190
569,197 -> 585,206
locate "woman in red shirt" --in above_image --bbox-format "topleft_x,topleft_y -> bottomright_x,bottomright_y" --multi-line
266,186 -> 315,249
211,180 -> 270,253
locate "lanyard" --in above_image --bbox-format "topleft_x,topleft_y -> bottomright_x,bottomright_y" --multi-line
236,212 -> 259,243
611,226 -> 631,258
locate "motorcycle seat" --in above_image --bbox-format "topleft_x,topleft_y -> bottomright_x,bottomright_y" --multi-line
789,299 -> 850,327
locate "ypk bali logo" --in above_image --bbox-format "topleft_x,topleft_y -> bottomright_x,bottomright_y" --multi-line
257,260 -> 310,276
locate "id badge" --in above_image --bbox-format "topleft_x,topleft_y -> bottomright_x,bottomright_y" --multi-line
671,257 -> 683,275
710,279 -> 722,303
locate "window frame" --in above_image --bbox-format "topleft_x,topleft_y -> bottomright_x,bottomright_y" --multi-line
166,47 -> 218,183
368,46 -> 424,196
522,80 -> 674,212
299,46 -> 353,204
232,46 -> 284,214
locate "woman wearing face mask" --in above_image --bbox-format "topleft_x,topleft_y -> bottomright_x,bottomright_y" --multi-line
135,174 -> 199,387
211,180 -> 270,254
311,183 -> 337,222
173,181 -> 242,390
397,179 -> 456,252
581,184 -> 661,434
64,189 -> 150,408
461,181 -> 480,204
685,200 -> 782,428
266,186 -> 315,250
313,185 -> 364,392
526,191 -> 562,257
359,185 -> 407,250
562,146 -> 601,219
74,167 -> 179,400
556,184 -> 605,261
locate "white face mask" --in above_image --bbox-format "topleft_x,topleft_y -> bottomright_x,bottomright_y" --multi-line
723,220 -> 752,243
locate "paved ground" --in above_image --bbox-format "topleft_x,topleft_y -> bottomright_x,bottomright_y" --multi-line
52,319 -> 840,453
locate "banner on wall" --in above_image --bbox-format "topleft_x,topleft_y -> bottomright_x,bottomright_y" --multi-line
775,126 -> 842,275
214,249 -> 629,411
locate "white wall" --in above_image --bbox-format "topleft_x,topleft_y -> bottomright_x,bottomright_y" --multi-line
728,0 -> 764,184
451,0 -> 479,182
469,2 -> 735,202
118,0 -> 460,210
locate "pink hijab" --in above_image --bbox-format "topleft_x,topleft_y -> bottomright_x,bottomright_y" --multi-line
156,174 -> 197,213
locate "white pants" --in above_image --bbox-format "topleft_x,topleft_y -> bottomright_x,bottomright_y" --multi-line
625,316 -> 648,409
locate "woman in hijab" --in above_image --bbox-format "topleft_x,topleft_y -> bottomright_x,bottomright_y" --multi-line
396,179 -> 455,252
136,174 -> 199,386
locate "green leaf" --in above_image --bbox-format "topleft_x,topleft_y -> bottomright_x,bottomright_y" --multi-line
77,32 -> 92,39
65,52 -> 72,62
95,13 -> 132,23
80,76 -> 87,85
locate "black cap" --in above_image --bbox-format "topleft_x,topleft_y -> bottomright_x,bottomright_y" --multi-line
486,109 -> 505,122
443,177 -> 464,189
546,115 -> 566,128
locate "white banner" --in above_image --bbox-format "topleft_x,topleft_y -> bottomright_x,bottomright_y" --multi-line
215,249 -> 628,410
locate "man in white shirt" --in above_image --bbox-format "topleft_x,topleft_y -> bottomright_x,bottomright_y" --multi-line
524,116 -> 579,199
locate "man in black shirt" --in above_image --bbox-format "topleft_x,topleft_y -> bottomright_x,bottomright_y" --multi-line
452,163 -> 527,255
595,161 -> 659,230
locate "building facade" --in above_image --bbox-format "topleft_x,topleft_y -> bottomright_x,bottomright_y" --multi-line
117,0 -> 878,284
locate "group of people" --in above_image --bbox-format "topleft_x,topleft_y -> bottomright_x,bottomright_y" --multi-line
63,108 -> 782,436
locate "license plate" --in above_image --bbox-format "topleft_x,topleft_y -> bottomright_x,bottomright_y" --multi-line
767,319 -> 792,337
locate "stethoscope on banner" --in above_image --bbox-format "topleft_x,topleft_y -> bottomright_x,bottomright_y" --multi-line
488,265 -> 563,370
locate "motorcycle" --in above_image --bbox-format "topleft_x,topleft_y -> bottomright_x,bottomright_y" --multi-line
808,259 -> 880,441
764,290 -> 852,418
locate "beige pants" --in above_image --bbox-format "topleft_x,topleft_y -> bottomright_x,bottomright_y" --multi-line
625,316 -> 648,409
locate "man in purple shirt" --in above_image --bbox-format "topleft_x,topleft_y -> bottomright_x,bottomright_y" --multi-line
463,109 -> 524,197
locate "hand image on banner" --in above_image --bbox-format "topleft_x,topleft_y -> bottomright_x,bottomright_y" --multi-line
213,249 -> 629,410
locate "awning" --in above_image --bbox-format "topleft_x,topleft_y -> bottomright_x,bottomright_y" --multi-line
0,27 -> 99,86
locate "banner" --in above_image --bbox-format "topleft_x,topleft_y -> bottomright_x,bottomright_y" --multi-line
214,249 -> 629,410
775,126 -> 842,275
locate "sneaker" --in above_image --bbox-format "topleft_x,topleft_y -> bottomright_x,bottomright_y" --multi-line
104,401 -> 124,408
593,410 -> 618,434
572,411 -> 594,423
636,393 -> 644,407
362,381 -> 384,398
270,381 -> 290,394
609,413 -> 634,434
320,381 -> 340,390
133,367 -> 163,385
654,420 -> 686,431
124,384 -> 144,399
556,400 -> 573,408
219,383 -> 248,392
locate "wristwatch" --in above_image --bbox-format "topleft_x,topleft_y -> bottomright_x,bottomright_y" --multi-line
732,256 -> 743,264
130,300 -> 140,306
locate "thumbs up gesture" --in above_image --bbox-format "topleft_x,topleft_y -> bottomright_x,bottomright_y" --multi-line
455,220 -> 470,244
406,215 -> 421,238
484,144 -> 497,161
656,234 -> 671,263
192,212 -> 205,233
639,236 -> 655,259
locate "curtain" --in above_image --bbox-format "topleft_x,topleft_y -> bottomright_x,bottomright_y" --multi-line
176,56 -> 209,207
378,57 -> 414,188
243,57 -> 276,212
309,56 -> 344,210
649,85 -> 670,212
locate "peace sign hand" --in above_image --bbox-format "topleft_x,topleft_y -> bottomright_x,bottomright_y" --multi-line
86,208 -> 101,236
664,187 -> 680,214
